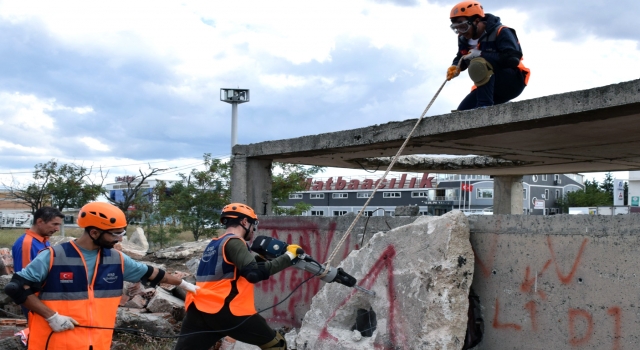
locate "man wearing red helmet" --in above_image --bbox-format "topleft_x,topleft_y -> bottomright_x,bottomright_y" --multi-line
447,1 -> 530,110
4,202 -> 198,350
174,203 -> 302,350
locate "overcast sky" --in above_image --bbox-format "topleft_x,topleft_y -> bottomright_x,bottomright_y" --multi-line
1,0 -> 638,186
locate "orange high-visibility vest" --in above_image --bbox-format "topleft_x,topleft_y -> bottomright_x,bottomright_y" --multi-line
185,233 -> 256,316
28,241 -> 124,350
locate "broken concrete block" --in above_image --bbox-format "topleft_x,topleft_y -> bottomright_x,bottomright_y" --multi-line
186,257 -> 200,274
0,249 -> 14,275
116,308 -> 175,336
154,240 -> 210,259
296,211 -> 474,350
146,288 -> 184,314
117,227 -> 149,259
394,204 -> 419,216
124,295 -> 147,309
119,294 -> 130,307
124,281 -> 145,297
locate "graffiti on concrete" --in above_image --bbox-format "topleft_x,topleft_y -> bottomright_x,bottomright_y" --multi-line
475,234 -> 625,348
258,219 -> 355,327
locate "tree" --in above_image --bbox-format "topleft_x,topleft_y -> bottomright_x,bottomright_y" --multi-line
105,167 -> 166,223
556,179 -> 612,213
271,163 -> 324,215
169,154 -> 230,241
5,160 -> 104,214
600,172 -> 614,197
143,181 -> 180,248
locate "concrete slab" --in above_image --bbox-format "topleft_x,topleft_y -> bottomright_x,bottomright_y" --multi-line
233,79 -> 640,175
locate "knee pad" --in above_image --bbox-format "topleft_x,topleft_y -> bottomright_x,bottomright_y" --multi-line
468,57 -> 494,87
259,331 -> 286,350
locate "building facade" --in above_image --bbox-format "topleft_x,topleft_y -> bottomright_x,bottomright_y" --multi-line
282,173 -> 584,216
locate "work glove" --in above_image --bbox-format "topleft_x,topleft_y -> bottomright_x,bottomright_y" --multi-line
463,48 -> 481,60
446,65 -> 460,81
46,312 -> 79,332
285,244 -> 303,260
179,280 -> 199,294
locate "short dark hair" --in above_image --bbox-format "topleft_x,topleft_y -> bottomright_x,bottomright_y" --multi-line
34,207 -> 64,223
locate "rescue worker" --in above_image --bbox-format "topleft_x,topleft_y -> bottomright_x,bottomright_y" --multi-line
174,203 -> 302,350
447,0 -> 530,110
4,202 -> 198,350
11,207 -> 63,319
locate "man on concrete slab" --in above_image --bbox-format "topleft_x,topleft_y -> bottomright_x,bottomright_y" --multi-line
174,203 -> 301,350
4,201 -> 198,350
447,1 -> 530,110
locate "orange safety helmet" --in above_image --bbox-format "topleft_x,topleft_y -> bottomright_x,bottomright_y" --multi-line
77,202 -> 127,230
220,203 -> 258,224
450,1 -> 484,19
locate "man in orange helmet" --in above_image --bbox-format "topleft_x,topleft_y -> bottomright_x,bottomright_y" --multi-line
174,203 -> 302,350
4,202 -> 198,350
447,1 -> 530,110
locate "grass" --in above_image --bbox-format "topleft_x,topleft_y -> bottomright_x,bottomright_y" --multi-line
0,227 -> 91,249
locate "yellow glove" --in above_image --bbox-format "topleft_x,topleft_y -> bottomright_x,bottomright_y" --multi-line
285,244 -> 303,260
447,65 -> 460,81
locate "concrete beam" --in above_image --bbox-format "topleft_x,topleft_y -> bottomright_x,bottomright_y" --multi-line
234,79 -> 640,175
493,175 -> 524,215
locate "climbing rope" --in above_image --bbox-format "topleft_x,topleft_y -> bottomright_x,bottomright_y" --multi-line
324,77 -> 451,268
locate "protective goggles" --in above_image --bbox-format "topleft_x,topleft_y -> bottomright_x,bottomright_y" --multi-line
450,21 -> 472,34
99,228 -> 126,237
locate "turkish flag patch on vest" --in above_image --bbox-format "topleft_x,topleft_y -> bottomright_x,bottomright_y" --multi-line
60,272 -> 74,283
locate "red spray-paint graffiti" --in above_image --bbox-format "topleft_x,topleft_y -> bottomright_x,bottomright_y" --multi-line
547,236 -> 588,285
316,245 -> 408,349
257,219 -> 354,327
492,298 -> 522,331
568,308 -> 593,346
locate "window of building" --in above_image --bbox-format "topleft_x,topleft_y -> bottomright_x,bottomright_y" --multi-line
310,193 -> 324,199
384,211 -> 395,216
357,192 -> 372,198
477,188 -> 493,199
523,188 -> 527,200
542,174 -> 548,181
412,191 -> 428,198
419,211 -> 431,216
544,189 -> 549,200
332,193 -> 348,199
310,210 -> 324,216
532,175 -> 538,182
289,193 -> 303,199
363,211 -> 375,217
383,192 -> 401,198
333,210 -> 348,216
555,189 -> 560,199
554,174 -> 560,181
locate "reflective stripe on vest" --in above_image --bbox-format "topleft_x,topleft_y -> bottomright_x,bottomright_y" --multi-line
28,241 -> 124,350
185,233 -> 257,316
480,25 -> 530,86
21,234 -> 34,271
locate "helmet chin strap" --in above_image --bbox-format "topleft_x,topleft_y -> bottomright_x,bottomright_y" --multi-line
240,222 -> 253,241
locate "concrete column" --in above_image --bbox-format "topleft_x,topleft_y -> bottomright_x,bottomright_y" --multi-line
493,175 -> 523,215
231,154 -> 273,215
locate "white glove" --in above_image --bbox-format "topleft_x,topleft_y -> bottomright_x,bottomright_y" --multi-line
179,280 -> 199,294
46,312 -> 78,332
463,48 -> 481,60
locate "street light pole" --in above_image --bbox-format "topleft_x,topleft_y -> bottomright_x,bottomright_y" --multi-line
220,88 -> 250,152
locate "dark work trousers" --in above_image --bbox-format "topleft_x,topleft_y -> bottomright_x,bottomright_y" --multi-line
457,67 -> 526,111
173,303 -> 276,350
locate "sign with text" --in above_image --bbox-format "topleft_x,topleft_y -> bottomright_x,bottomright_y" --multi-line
613,179 -> 625,206
631,196 -> 639,207
305,173 -> 434,191
534,199 -> 545,210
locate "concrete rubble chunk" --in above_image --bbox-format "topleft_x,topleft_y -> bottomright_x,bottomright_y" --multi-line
186,257 -> 200,274
116,308 -> 175,336
154,240 -> 210,259
296,211 -> 474,350
394,204 -> 419,216
124,281 -> 145,297
0,248 -> 14,275
124,294 -> 147,309
146,287 -> 184,314
118,228 -> 149,259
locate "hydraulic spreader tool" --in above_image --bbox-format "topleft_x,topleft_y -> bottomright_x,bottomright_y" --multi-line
251,236 -> 376,296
